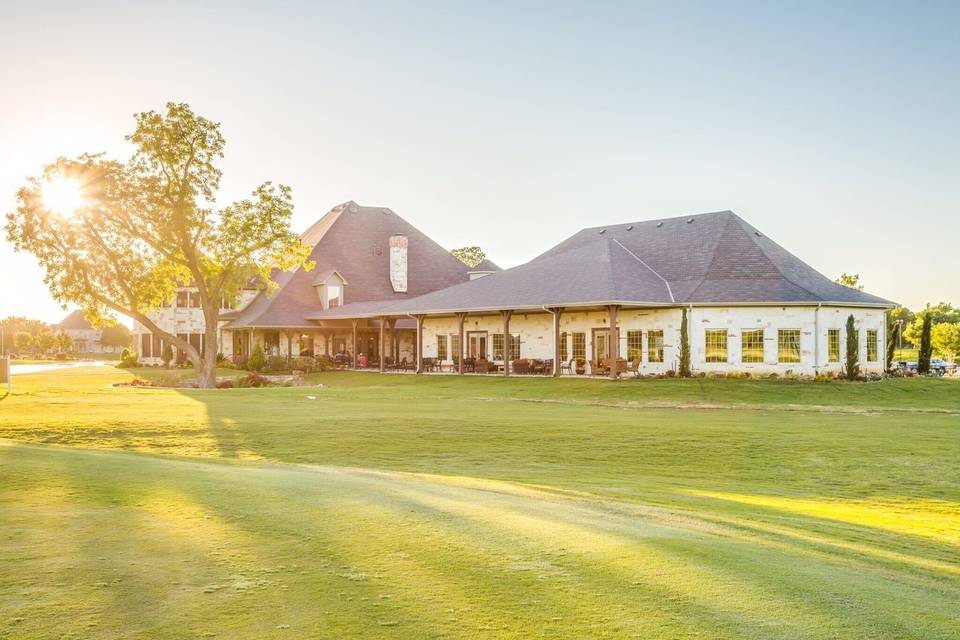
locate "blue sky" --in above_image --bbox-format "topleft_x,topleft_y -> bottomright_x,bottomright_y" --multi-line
2,0 -> 957,323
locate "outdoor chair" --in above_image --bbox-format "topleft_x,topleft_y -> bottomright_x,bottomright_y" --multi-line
631,358 -> 641,377
512,359 -> 530,374
559,358 -> 575,375
475,358 -> 490,374
542,358 -> 554,376
463,357 -> 476,373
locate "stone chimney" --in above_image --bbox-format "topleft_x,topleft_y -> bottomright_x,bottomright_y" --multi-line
389,235 -> 408,292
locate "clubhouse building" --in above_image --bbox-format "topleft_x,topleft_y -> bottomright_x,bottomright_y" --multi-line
134,201 -> 894,377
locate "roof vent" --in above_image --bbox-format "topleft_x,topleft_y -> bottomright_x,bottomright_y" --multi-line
598,229 -> 606,234
382,208 -> 391,215
656,222 -> 663,228
626,225 -> 634,231
754,231 -> 762,237
687,218 -> 695,224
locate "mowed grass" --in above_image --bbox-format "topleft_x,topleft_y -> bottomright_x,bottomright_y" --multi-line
1,367 -> 959,638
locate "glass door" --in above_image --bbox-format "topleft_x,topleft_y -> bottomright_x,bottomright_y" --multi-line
468,332 -> 488,358
592,329 -> 609,362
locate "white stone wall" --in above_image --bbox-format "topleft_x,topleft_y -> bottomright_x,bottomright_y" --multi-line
420,306 -> 887,375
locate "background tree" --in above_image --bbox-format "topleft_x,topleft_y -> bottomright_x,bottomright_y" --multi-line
35,331 -> 58,355
836,273 -> 864,290
1,316 -> 50,354
679,308 -> 691,377
888,305 -> 916,347
917,315 -> 933,374
844,314 -> 860,380
100,324 -> 132,352
5,103 -> 311,387
904,303 -> 958,347
451,246 -> 486,268
56,332 -> 74,353
161,343 -> 174,369
931,323 -> 960,361
14,331 -> 33,355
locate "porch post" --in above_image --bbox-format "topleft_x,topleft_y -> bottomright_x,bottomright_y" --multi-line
379,317 -> 386,373
456,312 -> 467,375
286,331 -> 293,364
387,318 -> 396,362
414,315 -> 425,374
351,320 -> 359,369
501,309 -> 513,377
550,307 -> 562,378
608,304 -> 620,380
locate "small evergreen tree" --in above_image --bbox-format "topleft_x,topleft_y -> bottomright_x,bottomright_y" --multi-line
679,308 -> 691,377
918,315 -> 933,374
844,315 -> 860,380
161,343 -> 174,369
56,331 -> 74,353
247,343 -> 265,372
885,316 -> 897,372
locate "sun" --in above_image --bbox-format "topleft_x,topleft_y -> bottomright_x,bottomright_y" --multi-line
41,176 -> 86,216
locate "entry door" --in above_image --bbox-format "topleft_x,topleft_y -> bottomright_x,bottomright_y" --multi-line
363,335 -> 379,361
468,332 -> 488,358
593,329 -> 609,362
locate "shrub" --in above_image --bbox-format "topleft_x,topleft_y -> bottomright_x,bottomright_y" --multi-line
54,352 -> 68,361
117,348 -> 140,369
263,355 -> 288,373
129,378 -> 152,387
218,360 -> 238,370
237,372 -> 270,388
247,344 -> 265,372
161,343 -> 174,368
918,315 -> 933,374
315,355 -> 334,371
216,378 -> 235,389
232,354 -> 249,369
156,372 -> 181,388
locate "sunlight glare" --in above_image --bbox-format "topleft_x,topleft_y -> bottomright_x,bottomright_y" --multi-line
41,177 -> 86,216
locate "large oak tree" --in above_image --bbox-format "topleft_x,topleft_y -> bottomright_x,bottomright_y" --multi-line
5,103 -> 311,387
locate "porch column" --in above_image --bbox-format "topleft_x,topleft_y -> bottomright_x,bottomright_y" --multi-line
608,305 -> 620,380
286,331 -> 293,364
550,307 -> 562,378
387,318 -> 396,362
456,312 -> 467,375
379,317 -> 386,373
351,320 -> 359,369
501,309 -> 513,377
414,315 -> 425,374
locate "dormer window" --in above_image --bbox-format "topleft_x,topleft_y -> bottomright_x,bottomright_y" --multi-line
312,270 -> 348,310
327,285 -> 341,308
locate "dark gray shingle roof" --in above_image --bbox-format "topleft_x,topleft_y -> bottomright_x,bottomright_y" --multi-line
223,202 -> 472,328
307,210 -> 893,319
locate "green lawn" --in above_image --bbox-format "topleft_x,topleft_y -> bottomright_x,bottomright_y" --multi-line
1,367 -> 958,638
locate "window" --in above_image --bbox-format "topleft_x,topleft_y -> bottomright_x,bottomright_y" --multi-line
741,329 -> 764,363
778,329 -> 801,363
298,334 -> 314,355
176,290 -> 189,308
828,329 -> 840,363
436,335 -> 448,361
866,329 -> 878,362
508,334 -> 520,361
705,329 -> 728,363
264,331 -> 280,356
141,333 -> 152,358
450,334 -> 461,361
326,285 -> 341,309
647,330 -> 664,363
152,334 -> 162,357
559,332 -> 568,361
189,291 -> 201,308
221,296 -> 235,310
627,331 -> 642,361
572,332 -> 586,362
492,333 -> 504,360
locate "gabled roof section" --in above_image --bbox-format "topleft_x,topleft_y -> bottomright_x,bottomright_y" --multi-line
223,202 -> 472,328
57,309 -> 93,331
308,210 -> 894,319
311,269 -> 347,286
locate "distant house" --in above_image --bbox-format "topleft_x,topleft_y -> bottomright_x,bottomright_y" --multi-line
135,204 -> 893,376
56,310 -> 107,353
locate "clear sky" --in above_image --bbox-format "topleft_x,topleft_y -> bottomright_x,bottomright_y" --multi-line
2,0 -> 957,324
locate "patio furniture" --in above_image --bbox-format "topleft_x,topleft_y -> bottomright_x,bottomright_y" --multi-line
630,358 -> 641,377
512,359 -> 531,374
475,358 -> 490,374
542,359 -> 554,376
591,359 -> 610,376
463,357 -> 476,373
559,358 -> 575,375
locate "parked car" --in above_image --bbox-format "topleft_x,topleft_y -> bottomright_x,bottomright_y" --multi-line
902,359 -> 951,376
